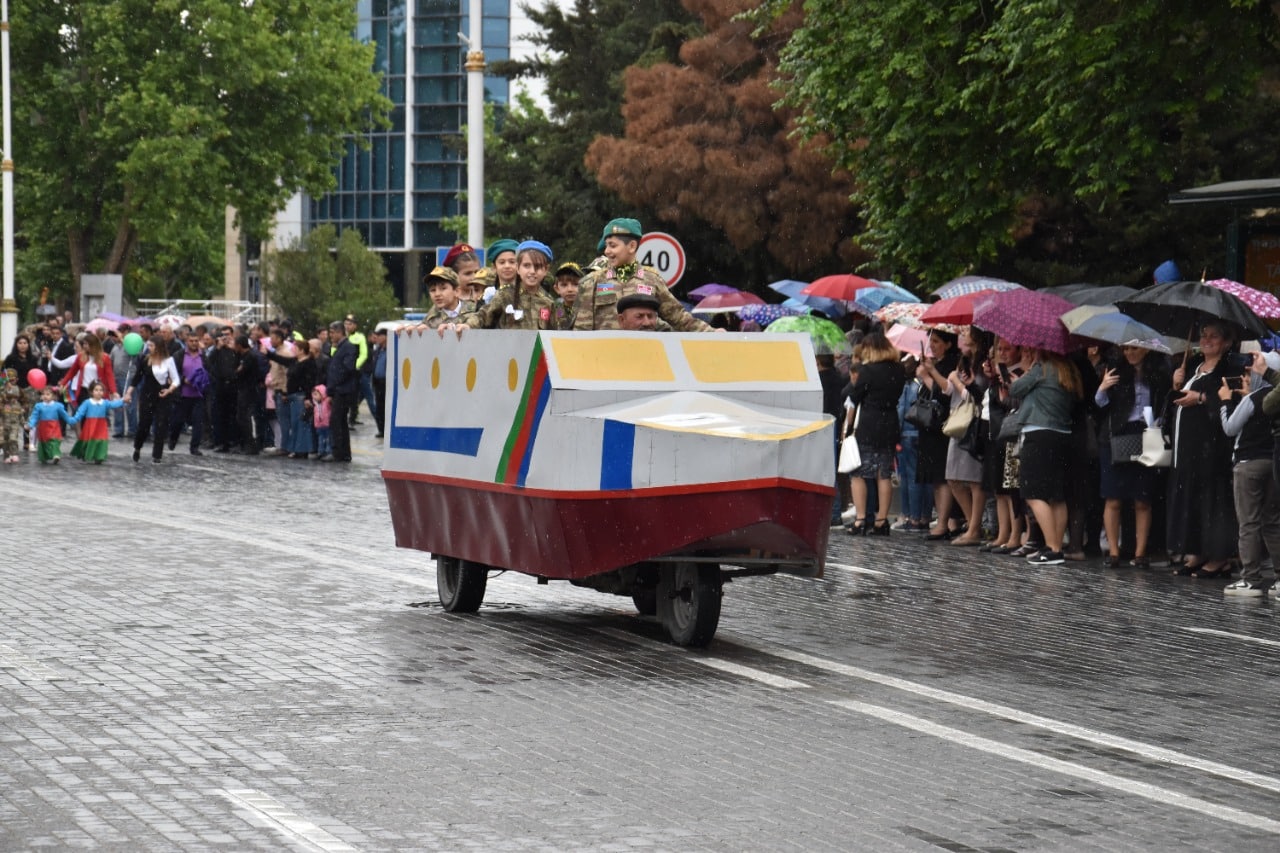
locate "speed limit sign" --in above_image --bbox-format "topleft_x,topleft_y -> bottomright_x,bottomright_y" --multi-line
637,232 -> 686,287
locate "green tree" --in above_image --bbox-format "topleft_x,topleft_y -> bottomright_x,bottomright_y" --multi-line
12,0 -> 389,308
766,0 -> 1280,286
480,0 -> 715,272
262,226 -> 399,335
585,0 -> 866,282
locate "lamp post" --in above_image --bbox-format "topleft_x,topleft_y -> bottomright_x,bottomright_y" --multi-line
464,0 -> 485,252
0,0 -> 16,355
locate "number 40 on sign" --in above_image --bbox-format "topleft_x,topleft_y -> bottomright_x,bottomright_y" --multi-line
637,232 -> 686,288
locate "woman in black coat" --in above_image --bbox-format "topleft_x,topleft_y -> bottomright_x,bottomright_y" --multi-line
843,330 -> 907,535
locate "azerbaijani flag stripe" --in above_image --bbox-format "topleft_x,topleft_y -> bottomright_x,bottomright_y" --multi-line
495,336 -> 546,483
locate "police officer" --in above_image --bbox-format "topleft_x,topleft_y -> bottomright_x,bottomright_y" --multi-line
572,218 -> 715,332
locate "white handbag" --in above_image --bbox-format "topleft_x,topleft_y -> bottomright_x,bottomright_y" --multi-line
837,406 -> 862,474
1133,426 -> 1171,467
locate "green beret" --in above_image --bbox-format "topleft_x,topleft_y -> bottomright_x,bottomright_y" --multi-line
596,217 -> 643,251
424,265 -> 460,288
486,239 -> 519,262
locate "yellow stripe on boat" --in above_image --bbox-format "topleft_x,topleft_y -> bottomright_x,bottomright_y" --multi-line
681,339 -> 809,383
549,337 -> 675,382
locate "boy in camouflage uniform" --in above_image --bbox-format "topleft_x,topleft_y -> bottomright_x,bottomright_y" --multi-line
572,218 -> 714,332
0,369 -> 24,463
418,267 -> 477,329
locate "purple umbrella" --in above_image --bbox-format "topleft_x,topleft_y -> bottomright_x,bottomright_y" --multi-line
687,283 -> 740,300
971,289 -> 1078,354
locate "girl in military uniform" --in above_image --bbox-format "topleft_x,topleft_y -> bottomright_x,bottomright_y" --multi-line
464,241 -> 558,331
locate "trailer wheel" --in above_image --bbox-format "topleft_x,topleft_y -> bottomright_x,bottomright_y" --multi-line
657,562 -> 722,646
436,556 -> 487,613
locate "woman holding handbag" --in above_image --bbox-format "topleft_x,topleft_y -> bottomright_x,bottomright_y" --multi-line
1095,343 -> 1172,569
943,328 -> 992,546
916,329 -> 961,539
842,331 -> 907,535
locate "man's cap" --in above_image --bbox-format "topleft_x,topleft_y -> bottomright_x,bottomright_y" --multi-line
555,262 -> 583,278
343,313 -> 358,324
515,239 -> 553,262
597,217 -> 643,252
424,265 -> 460,287
617,292 -> 661,313
442,243 -> 474,268
486,238 -> 519,261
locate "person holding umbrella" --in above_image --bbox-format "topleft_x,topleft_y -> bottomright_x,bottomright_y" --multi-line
1094,343 -> 1173,569
1166,321 -> 1243,576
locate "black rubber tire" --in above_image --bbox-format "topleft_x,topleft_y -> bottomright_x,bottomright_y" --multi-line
436,555 -> 487,613
631,586 -> 658,616
656,562 -> 722,646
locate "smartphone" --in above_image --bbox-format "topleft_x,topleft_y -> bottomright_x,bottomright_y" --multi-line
998,364 -> 1011,384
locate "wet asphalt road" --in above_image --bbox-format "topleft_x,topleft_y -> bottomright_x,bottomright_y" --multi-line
2,426 -> 1280,851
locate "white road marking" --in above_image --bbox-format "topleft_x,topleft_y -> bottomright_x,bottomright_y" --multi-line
739,641 -> 1280,795
824,561 -> 886,576
1183,627 -> 1280,649
829,698 -> 1280,835
221,788 -> 358,852
693,657 -> 810,689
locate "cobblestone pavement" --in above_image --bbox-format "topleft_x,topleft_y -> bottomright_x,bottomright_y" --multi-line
2,423 -> 1280,851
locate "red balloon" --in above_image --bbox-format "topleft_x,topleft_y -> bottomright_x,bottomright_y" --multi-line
26,368 -> 47,390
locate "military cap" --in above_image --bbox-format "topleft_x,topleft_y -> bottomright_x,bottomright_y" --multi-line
597,217 -> 643,251
424,265 -> 460,287
486,239 -> 519,262
515,239 -> 554,262
617,292 -> 661,313
555,262 -> 583,278
472,267 -> 495,285
442,243 -> 475,268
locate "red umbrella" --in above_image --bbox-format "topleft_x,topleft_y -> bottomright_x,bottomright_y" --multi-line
971,289 -> 1078,354
919,292 -> 990,325
800,273 -> 880,301
689,291 -> 767,314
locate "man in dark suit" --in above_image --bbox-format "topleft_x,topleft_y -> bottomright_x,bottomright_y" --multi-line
325,321 -> 358,463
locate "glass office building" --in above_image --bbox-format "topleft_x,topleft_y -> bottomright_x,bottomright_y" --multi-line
307,0 -> 510,305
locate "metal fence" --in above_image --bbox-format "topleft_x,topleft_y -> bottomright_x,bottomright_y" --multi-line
133,299 -> 275,326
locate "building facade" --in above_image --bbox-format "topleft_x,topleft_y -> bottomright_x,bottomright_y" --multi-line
303,0 -> 511,307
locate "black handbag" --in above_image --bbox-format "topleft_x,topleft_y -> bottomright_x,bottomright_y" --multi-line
905,387 -> 944,432
1108,423 -> 1145,463
958,415 -> 986,461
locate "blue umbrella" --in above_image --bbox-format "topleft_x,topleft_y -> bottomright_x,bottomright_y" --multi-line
739,303 -> 805,326
769,280 -> 847,317
854,283 -> 920,314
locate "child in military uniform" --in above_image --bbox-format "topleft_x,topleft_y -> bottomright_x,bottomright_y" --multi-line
419,267 -> 476,329
461,241 -> 558,331
0,369 -> 24,463
573,218 -> 714,332
552,262 -> 581,330
443,243 -> 482,298
486,238 -> 520,294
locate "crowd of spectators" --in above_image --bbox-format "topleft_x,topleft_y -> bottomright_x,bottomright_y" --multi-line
1,313 -> 387,465
835,317 -> 1280,597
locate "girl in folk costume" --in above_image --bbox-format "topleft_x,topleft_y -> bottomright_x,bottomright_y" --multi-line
461,241 -> 558,331
69,380 -> 126,463
27,385 -> 74,464
59,333 -> 117,408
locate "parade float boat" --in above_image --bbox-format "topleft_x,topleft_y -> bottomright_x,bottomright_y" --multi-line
382,330 -> 835,645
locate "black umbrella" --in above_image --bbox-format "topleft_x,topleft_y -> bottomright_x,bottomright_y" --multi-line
1040,283 -> 1139,306
1115,280 -> 1270,340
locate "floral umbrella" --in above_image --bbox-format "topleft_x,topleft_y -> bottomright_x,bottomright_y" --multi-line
687,283 -> 740,300
800,273 -> 880,301
765,315 -> 852,355
84,317 -> 120,333
689,291 -> 766,314
738,302 -> 805,326
971,289 -> 1078,354
873,301 -> 965,334
934,275 -> 1023,300
1204,278 -> 1280,319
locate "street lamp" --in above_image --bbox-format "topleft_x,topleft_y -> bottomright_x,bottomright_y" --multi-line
0,0 -> 16,355
463,0 -> 484,252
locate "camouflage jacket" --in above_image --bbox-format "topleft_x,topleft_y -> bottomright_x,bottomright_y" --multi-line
466,285 -> 558,330
572,265 -> 712,332
421,299 -> 478,329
